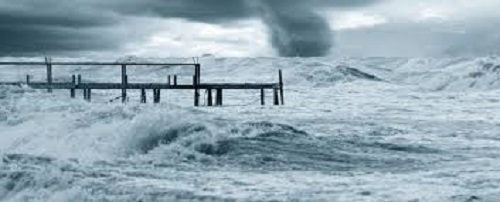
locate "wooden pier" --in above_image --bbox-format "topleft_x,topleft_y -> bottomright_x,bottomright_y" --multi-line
0,58 -> 285,106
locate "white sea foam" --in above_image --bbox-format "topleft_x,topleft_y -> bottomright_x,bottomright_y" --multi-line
1,56 -> 500,201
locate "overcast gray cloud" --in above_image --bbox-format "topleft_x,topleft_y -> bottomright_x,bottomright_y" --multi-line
0,0 -> 378,57
331,0 -> 500,57
1,0 -> 498,58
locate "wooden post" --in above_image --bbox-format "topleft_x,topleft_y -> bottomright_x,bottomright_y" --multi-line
121,65 -> 127,103
207,89 -> 213,106
273,88 -> 279,106
279,69 -> 284,105
158,89 -> 162,103
70,75 -> 76,98
153,89 -> 156,103
83,88 -> 88,100
154,89 -> 161,103
174,75 -> 177,86
152,89 -> 156,103
141,89 -> 146,103
45,57 -> 52,93
261,88 -> 265,106
195,64 -> 201,84
80,75 -> 86,100
77,75 -> 81,85
168,75 -> 171,85
216,89 -> 223,106
26,75 -> 30,84
87,89 -> 91,102
215,90 -> 219,106
219,89 -> 223,106
194,66 -> 198,86
193,75 -> 199,107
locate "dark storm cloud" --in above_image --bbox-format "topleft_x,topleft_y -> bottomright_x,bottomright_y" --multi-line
104,0 -> 379,57
0,0 -> 121,56
0,0 -> 379,57
254,2 -> 333,57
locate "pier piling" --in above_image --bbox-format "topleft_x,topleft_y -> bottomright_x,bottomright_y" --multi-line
71,75 -> 76,98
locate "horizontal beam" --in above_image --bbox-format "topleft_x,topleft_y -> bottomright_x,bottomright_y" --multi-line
0,82 -> 22,86
0,82 -> 279,90
199,83 -> 279,89
0,62 -> 199,66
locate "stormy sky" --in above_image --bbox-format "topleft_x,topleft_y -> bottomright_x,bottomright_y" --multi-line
0,0 -> 499,57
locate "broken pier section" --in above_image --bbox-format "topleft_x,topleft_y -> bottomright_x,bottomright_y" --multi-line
0,58 -> 285,106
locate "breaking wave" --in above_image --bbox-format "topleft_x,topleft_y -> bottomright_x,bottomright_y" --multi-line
427,58 -> 500,91
349,56 -> 500,91
0,154 -> 238,202
124,116 -> 440,171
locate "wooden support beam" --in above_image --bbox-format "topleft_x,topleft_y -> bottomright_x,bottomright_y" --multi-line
273,88 -> 279,106
121,65 -> 127,103
207,89 -> 213,106
45,57 -> 52,93
26,75 -> 30,84
195,64 -> 201,84
80,75 -> 86,101
83,88 -> 88,100
219,89 -> 223,106
141,89 -> 146,103
215,89 -> 219,106
279,69 -> 284,105
216,89 -> 223,106
154,89 -> 161,103
174,75 -> 177,86
87,89 -> 91,102
193,75 -> 199,107
194,67 -> 198,86
0,82 -> 22,86
77,75 -> 81,85
158,89 -> 161,103
70,75 -> 76,98
26,82 -> 279,90
168,75 -> 171,85
158,89 -> 162,103
261,88 -> 265,106
152,89 -> 156,103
